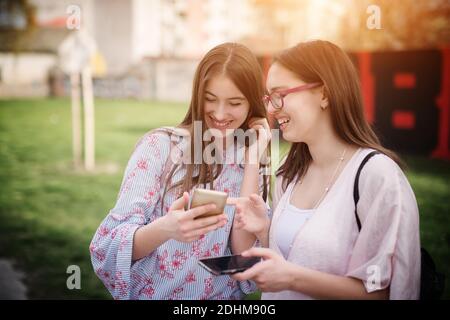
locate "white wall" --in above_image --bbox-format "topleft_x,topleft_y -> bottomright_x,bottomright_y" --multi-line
153,58 -> 198,102
0,53 -> 56,97
132,0 -> 162,61
93,0 -> 133,75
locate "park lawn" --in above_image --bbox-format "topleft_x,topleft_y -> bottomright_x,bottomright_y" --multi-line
0,98 -> 449,299
0,97 -> 187,299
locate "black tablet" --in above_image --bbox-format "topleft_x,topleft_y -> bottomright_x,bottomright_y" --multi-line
198,254 -> 261,276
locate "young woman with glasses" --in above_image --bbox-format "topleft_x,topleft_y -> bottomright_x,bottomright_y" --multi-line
227,40 -> 421,299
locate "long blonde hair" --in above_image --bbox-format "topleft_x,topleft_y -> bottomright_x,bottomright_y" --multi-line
162,43 -> 270,209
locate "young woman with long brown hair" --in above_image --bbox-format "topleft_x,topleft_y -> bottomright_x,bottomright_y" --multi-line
90,42 -> 271,299
228,40 -> 421,299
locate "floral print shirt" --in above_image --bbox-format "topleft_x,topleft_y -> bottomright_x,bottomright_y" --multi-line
90,129 -> 262,299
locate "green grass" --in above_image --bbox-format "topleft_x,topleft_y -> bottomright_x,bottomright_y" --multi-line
403,155 -> 450,298
0,98 -> 449,299
0,98 -> 187,299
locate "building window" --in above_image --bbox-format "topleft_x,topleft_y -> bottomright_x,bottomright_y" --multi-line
0,0 -> 28,30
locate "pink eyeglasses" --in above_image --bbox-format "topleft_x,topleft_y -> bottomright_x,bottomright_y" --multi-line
263,82 -> 322,110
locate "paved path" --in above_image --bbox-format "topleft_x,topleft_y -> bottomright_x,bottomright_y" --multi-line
0,259 -> 27,300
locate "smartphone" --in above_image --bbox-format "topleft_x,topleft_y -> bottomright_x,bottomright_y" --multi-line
188,188 -> 228,219
198,255 -> 261,276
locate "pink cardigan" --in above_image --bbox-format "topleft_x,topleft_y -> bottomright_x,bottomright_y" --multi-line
263,148 -> 421,300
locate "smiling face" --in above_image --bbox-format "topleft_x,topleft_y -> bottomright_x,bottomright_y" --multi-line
203,74 -> 250,135
266,62 -> 327,143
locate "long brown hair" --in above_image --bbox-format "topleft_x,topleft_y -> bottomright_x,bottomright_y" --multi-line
162,42 -> 270,208
276,40 -> 403,191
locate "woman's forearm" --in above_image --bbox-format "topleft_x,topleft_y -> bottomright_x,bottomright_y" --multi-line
230,162 -> 259,254
132,216 -> 171,261
286,264 -> 389,300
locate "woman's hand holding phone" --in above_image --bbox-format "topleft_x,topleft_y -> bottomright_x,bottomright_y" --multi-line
231,248 -> 295,293
161,192 -> 228,243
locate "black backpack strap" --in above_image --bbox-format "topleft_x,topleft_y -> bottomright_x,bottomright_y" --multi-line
353,151 -> 380,231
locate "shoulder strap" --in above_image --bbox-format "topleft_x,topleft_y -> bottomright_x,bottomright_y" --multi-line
353,150 -> 380,231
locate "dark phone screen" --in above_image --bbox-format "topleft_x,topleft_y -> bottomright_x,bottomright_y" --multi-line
199,255 -> 260,274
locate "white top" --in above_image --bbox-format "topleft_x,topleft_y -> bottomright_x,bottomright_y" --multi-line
263,148 -> 421,300
275,204 -> 314,259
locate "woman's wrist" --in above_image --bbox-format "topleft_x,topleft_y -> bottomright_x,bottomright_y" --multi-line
254,220 -> 270,244
244,143 -> 268,166
285,262 -> 303,291
157,215 -> 176,241
244,148 -> 260,167
132,217 -> 172,261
